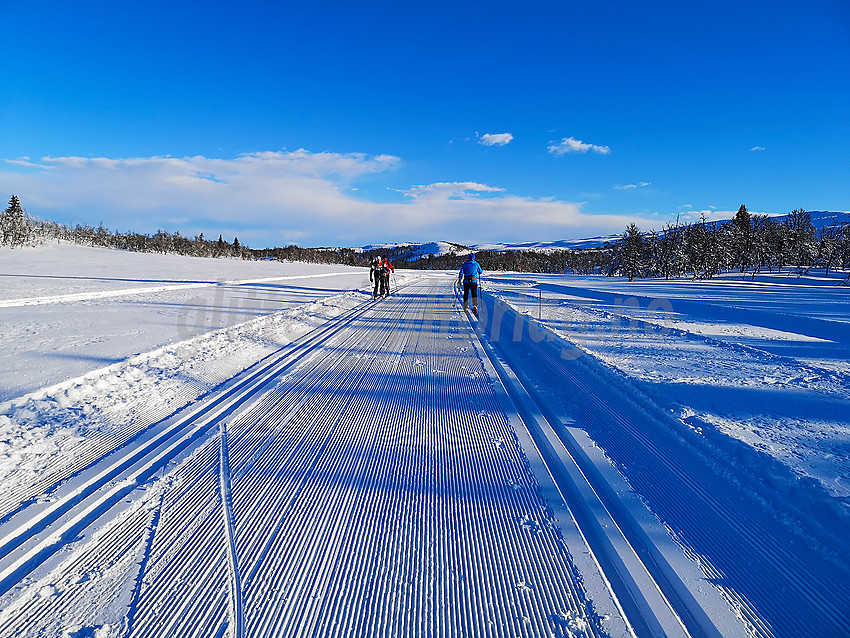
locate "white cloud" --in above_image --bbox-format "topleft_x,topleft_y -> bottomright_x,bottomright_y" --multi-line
2,149 -> 400,218
548,137 -> 610,156
1,150 -> 650,245
477,133 -> 513,147
401,182 -> 505,199
614,182 -> 651,190
750,146 -> 766,151
386,182 -> 649,236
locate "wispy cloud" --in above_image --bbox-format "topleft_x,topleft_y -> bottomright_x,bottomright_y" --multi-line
401,182 -> 505,199
548,137 -> 610,156
392,182 -> 638,231
750,146 -> 766,151
1,150 -> 650,245
614,182 -> 651,190
477,133 -> 513,147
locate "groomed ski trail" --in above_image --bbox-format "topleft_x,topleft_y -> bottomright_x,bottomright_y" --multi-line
0,276 -> 755,637
124,277 -> 624,637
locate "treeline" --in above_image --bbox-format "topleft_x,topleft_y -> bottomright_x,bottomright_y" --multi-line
416,207 -> 850,283
3,195 -> 849,282
407,246 -> 610,274
1,195 -> 258,257
608,206 -> 850,281
0,195 -> 423,267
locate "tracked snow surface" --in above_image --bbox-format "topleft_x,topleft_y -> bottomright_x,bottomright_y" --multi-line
0,243 -> 848,637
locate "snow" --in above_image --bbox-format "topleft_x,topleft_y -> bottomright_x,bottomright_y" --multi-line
0,242 -> 848,637
483,272 -> 850,500
0,243 -> 373,402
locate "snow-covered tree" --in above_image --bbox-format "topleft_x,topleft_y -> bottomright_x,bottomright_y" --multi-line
749,214 -> 773,278
0,195 -> 32,248
1,195 -> 32,248
731,204 -> 753,272
682,215 -> 712,279
816,223 -> 841,276
656,218 -> 681,280
619,223 -> 647,281
785,209 -> 817,271
765,219 -> 790,272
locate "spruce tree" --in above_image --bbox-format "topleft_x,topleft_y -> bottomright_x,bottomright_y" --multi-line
732,205 -> 753,272
733,204 -> 750,230
620,223 -> 646,281
1,195 -> 30,248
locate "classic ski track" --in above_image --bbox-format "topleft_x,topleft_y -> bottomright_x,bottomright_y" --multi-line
0,284 -> 388,524
477,286 -> 850,637
124,278 -> 615,637
219,420 -> 245,638
0,284 -> 410,601
0,505 -> 153,636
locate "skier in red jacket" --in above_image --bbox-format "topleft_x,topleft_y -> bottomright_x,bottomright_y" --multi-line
382,257 -> 395,296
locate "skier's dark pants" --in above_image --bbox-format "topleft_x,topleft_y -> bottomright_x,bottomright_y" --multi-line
373,278 -> 381,298
384,273 -> 391,295
379,274 -> 388,297
463,281 -> 478,308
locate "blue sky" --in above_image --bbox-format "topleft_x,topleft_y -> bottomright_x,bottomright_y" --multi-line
2,0 -> 848,247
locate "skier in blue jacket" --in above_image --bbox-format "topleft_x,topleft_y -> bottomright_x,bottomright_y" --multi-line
458,253 -> 483,314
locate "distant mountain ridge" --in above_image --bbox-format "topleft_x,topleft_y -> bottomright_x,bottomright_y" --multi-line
362,211 -> 849,261
792,210 -> 850,227
471,235 -> 619,252
359,241 -> 471,261
359,236 -> 619,261
699,210 -> 850,232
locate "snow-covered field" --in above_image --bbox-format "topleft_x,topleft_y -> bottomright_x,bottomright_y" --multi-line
0,243 -> 848,637
0,244 -> 377,403
483,272 -> 850,501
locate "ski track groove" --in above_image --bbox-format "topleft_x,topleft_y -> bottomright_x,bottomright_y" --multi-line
219,420 -> 245,638
125,483 -> 166,636
0,500 -> 151,636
